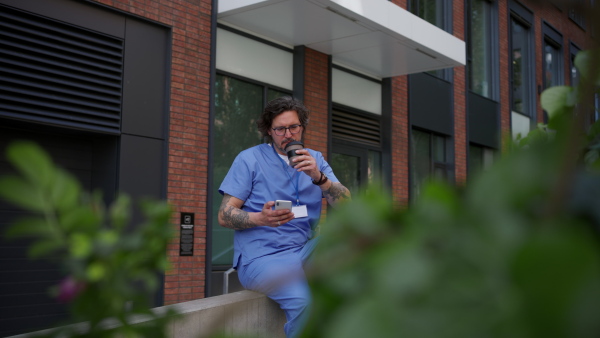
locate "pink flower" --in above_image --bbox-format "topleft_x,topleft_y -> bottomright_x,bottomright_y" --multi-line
57,276 -> 86,303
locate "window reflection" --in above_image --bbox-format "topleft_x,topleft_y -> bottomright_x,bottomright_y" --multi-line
511,19 -> 531,116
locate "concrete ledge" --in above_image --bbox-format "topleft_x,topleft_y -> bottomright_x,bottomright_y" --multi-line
157,290 -> 286,337
8,290 -> 286,338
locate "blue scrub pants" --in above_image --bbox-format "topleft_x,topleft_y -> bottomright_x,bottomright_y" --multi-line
237,237 -> 319,338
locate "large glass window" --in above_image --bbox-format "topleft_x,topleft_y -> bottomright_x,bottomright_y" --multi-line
330,152 -> 361,196
569,0 -> 586,29
211,73 -> 288,266
468,0 -> 494,98
542,24 -> 564,123
368,150 -> 382,184
543,41 -> 563,90
329,147 -> 382,198
410,0 -> 448,79
411,129 -> 449,199
571,43 -> 581,87
511,18 -> 532,116
411,0 -> 445,27
469,144 -> 495,177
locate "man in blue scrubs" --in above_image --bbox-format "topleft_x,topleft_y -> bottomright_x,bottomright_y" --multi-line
218,96 -> 350,338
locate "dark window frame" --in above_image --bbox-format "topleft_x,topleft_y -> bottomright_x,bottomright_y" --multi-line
466,0 -> 499,101
570,41 -> 582,87
468,142 -> 496,178
568,0 -> 587,30
509,1 -> 536,121
542,21 -> 564,90
409,127 -> 453,200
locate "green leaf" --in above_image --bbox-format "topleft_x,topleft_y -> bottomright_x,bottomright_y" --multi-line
4,217 -> 55,239
29,238 -> 64,258
69,233 -> 92,259
109,194 -> 131,230
59,205 -> 101,232
511,227 -> 600,337
540,86 -> 574,119
98,230 -> 118,246
0,176 -> 46,212
86,262 -> 106,281
5,141 -> 55,188
574,49 -> 600,86
584,149 -> 599,166
50,168 -> 81,211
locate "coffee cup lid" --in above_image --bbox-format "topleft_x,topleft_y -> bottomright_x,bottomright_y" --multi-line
285,141 -> 304,150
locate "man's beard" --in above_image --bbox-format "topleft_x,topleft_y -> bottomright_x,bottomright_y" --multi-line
274,137 -> 297,155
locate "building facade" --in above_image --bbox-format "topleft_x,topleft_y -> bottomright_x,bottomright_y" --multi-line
0,0 -> 597,336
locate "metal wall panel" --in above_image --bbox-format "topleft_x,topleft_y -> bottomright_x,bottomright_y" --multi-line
409,73 -> 453,136
468,92 -> 500,148
120,18 -> 170,139
0,4 -> 124,134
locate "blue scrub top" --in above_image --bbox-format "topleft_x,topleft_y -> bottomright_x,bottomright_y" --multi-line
219,143 -> 338,268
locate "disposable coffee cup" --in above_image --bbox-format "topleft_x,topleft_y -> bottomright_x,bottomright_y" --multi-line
285,141 -> 304,167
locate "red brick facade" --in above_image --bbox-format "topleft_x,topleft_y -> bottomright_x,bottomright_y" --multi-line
303,48 -> 330,156
453,0 -> 468,185
499,1 -> 512,146
389,0 -> 409,207
391,76 -> 410,207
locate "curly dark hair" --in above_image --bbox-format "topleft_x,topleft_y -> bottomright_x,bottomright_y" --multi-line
257,96 -> 310,143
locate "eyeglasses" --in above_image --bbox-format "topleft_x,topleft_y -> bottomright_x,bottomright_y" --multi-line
272,124 -> 302,136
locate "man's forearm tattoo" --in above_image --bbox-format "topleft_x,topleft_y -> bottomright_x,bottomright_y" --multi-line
219,195 -> 255,230
323,182 -> 351,204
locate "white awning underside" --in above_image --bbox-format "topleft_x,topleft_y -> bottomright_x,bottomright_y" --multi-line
218,0 -> 466,79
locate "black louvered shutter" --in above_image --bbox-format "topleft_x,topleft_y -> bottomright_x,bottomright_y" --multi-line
332,109 -> 381,146
0,5 -> 124,134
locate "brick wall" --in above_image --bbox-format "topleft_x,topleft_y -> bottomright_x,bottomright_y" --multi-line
391,76 -> 410,207
390,0 -> 409,207
453,0 -> 468,185
93,0 -> 213,305
498,0 -> 512,149
302,48 -> 330,217
303,48 -> 330,156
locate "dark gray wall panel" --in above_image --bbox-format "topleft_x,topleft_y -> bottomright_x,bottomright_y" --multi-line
118,134 -> 164,201
121,18 -> 170,139
409,73 -> 453,136
468,92 -> 500,148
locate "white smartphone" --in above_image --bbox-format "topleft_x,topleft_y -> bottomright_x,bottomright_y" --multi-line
274,200 -> 292,211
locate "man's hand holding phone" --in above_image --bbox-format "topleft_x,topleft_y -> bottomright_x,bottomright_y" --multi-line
257,200 -> 294,227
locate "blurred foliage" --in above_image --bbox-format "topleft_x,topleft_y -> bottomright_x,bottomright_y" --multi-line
301,48 -> 600,338
0,141 -> 178,337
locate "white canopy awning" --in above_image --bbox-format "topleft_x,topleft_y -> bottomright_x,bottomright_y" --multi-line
218,0 -> 466,78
